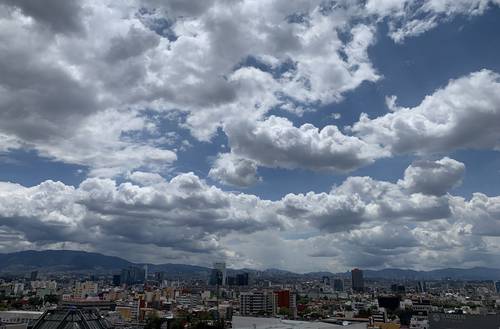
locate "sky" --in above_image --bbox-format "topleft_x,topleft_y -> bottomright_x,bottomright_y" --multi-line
1,0 -> 500,273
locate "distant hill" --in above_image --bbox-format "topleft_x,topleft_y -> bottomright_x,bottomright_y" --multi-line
361,267 -> 500,280
1,250 -> 500,280
0,250 -> 132,273
0,250 -> 208,277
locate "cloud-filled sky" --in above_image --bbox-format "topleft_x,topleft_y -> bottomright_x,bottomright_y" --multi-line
1,0 -> 500,272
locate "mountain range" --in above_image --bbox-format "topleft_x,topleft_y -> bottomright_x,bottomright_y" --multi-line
1,250 -> 500,281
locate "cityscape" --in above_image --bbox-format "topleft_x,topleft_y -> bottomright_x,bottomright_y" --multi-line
1,0 -> 500,328
1,250 -> 500,328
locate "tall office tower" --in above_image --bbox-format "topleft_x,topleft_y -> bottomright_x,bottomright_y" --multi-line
236,273 -> 249,286
351,268 -> 364,292
322,276 -> 330,286
214,262 -> 227,286
209,269 -> 223,286
417,281 -> 427,293
333,278 -> 344,292
112,274 -> 121,286
30,271 -> 38,281
495,281 -> 500,293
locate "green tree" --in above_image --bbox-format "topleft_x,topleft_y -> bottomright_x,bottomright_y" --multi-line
145,315 -> 162,329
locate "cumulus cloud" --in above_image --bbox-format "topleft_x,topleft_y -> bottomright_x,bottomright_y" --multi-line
209,153 -> 260,187
225,116 -> 387,173
1,158 -> 500,270
1,0 -> 499,177
399,157 -> 465,196
219,69 -> 500,176
352,69 -> 500,155
0,173 -> 282,257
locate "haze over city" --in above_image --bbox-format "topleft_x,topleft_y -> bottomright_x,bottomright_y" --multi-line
1,0 -> 500,275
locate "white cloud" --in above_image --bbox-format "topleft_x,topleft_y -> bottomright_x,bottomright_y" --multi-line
1,158 -> 500,270
365,0 -> 500,42
209,153 -> 260,187
398,157 -> 465,196
352,69 -> 500,155
225,115 -> 387,173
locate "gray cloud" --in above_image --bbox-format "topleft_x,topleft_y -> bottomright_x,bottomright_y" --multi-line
0,0 -> 84,34
209,153 -> 260,187
1,158 -> 500,270
399,157 -> 465,196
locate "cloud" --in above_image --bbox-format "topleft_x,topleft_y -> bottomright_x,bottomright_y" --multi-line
364,0 -> 500,42
0,0 -> 85,34
1,0 -> 499,177
222,69 -> 500,175
1,158 -> 500,270
209,153 -> 260,187
352,69 -> 500,155
225,116 -> 387,172
0,173 -> 282,256
398,157 -> 465,196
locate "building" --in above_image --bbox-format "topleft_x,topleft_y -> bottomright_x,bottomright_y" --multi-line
274,290 -> 297,318
0,311 -> 43,328
227,273 -> 250,286
116,299 -> 140,321
214,262 -> 226,286
351,268 -> 364,292
416,281 -> 427,293
30,271 -> 38,281
495,280 -> 500,293
31,307 -> 111,329
120,267 -> 145,285
428,313 -> 500,329
209,269 -> 223,286
74,281 -> 98,299
333,278 -> 344,292
239,291 -> 274,316
371,311 -> 387,323
112,275 -> 121,286
31,281 -> 57,290
61,300 -> 116,311
236,273 -> 249,286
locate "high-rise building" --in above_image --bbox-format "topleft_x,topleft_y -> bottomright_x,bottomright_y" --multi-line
417,281 -> 427,293
236,273 -> 249,286
333,278 -> 344,292
214,262 -> 226,286
30,271 -> 38,281
274,290 -> 296,317
351,268 -> 364,292
322,276 -> 330,286
112,275 -> 121,286
495,281 -> 500,294
239,291 -> 274,316
209,268 -> 223,286
120,267 -> 145,285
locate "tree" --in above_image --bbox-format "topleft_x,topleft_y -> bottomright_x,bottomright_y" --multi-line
145,315 -> 162,329
278,307 -> 292,318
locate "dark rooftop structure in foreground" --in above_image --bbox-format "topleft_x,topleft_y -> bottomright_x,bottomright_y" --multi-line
31,307 -> 111,329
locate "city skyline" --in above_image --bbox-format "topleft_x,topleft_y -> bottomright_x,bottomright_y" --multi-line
1,1 -> 500,273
